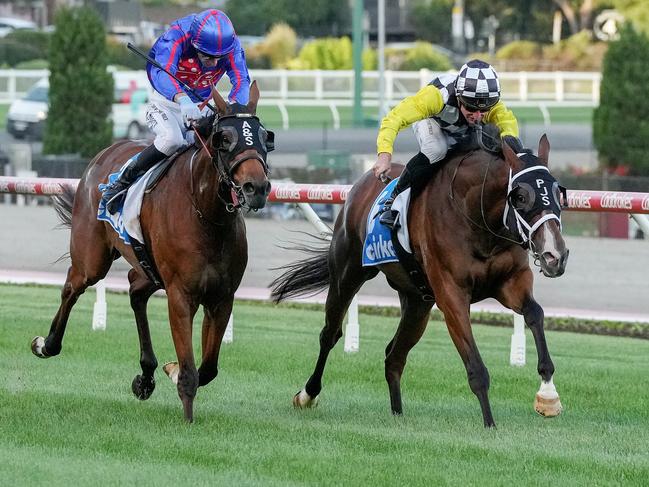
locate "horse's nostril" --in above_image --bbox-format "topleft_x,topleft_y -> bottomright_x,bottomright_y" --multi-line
264,180 -> 271,195
542,252 -> 558,267
243,182 -> 255,194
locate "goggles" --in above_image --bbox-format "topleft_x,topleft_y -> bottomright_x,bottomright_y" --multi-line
458,95 -> 498,113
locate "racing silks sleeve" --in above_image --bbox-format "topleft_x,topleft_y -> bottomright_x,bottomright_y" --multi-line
376,85 -> 445,155
482,101 -> 519,138
147,24 -> 191,101
224,40 -> 251,105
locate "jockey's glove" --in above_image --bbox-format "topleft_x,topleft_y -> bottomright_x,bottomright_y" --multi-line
179,96 -> 203,124
502,135 -> 532,155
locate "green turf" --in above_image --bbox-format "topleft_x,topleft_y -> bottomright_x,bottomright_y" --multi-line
0,103 -> 592,132
1,283 -> 647,485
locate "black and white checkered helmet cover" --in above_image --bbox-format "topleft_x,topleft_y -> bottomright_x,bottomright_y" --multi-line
455,59 -> 500,101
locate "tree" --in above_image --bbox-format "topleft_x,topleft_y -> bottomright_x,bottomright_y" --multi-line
43,7 -> 113,158
593,25 -> 649,176
611,0 -> 649,36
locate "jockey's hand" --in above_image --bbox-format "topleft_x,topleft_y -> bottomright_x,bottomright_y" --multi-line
373,152 -> 392,180
178,95 -> 202,125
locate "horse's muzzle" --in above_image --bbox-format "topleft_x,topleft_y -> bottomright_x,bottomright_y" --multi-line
540,248 -> 569,278
242,180 -> 271,210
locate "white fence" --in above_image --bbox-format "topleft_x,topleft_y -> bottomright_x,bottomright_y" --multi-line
0,68 -> 601,105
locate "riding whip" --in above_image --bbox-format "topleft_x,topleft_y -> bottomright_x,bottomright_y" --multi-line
126,42 -> 217,114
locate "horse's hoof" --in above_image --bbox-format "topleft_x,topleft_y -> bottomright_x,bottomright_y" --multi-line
293,389 -> 318,409
132,374 -> 156,400
163,362 -> 179,385
534,393 -> 563,417
31,336 -> 49,358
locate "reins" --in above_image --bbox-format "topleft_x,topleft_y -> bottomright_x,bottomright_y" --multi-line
448,151 -> 545,260
188,117 -> 269,223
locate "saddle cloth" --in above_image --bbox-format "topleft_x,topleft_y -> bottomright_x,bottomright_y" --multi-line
97,158 -> 158,245
362,177 -> 413,267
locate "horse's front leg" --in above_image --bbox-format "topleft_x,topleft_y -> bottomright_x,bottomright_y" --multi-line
196,295 -> 234,387
497,269 -> 562,417
435,279 -> 495,427
163,285 -> 200,422
128,269 -> 160,400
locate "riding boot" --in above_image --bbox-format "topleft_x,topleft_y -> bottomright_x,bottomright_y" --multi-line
103,144 -> 166,214
379,152 -> 430,228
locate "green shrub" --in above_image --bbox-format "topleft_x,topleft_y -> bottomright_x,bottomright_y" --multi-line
398,42 -> 452,71
293,37 -> 353,70
362,48 -> 377,70
496,40 -> 541,60
106,38 -> 149,70
542,31 -> 606,70
262,23 -> 297,68
14,59 -> 49,69
43,7 -> 113,159
0,38 -> 42,67
594,24 -> 649,176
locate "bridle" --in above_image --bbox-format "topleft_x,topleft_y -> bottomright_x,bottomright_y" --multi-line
193,113 -> 270,212
450,151 -> 565,264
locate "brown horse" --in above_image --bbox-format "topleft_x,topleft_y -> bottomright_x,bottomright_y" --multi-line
271,130 -> 569,427
31,82 -> 273,422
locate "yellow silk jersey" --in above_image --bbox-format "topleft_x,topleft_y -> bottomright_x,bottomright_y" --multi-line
376,73 -> 519,155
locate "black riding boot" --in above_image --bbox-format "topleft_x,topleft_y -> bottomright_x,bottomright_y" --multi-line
103,144 -> 166,214
379,152 -> 430,228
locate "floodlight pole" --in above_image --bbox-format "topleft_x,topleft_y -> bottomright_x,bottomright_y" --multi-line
352,0 -> 364,127
378,0 -> 387,120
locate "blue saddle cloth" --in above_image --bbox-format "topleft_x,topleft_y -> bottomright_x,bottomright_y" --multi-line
362,178 -> 400,267
97,164 -> 134,245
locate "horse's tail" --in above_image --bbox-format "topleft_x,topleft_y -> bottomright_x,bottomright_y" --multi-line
52,185 -> 75,229
269,235 -> 331,303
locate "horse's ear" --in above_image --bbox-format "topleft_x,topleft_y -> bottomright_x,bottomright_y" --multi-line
247,80 -> 260,115
210,84 -> 229,114
537,134 -> 550,167
502,137 -> 523,171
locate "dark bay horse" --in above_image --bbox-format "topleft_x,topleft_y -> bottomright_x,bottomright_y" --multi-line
31,82 -> 273,422
271,131 -> 569,427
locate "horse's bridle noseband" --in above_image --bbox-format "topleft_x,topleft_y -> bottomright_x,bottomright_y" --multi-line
194,113 -> 271,212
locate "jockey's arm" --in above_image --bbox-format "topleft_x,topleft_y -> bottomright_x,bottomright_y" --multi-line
376,85 -> 445,155
147,27 -> 187,102
483,101 -> 519,139
224,40 -> 251,105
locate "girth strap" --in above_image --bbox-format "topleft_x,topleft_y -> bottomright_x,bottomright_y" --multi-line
390,226 -> 435,302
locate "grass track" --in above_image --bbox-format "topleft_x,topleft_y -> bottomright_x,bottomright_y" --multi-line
1,283 -> 647,486
0,104 -> 591,132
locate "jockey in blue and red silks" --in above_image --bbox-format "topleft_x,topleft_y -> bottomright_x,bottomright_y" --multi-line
102,9 -> 251,213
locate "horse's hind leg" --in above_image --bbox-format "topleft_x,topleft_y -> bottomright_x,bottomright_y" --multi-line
497,270 -> 562,417
384,292 -> 433,415
128,269 -> 160,400
294,245 -> 371,409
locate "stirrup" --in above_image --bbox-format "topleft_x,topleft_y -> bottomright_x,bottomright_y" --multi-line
379,209 -> 398,228
103,185 -> 128,214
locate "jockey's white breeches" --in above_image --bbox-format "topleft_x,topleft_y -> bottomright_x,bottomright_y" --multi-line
411,118 -> 456,164
146,91 -> 195,156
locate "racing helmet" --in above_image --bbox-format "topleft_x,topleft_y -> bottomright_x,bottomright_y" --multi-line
455,59 -> 500,111
191,10 -> 236,57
